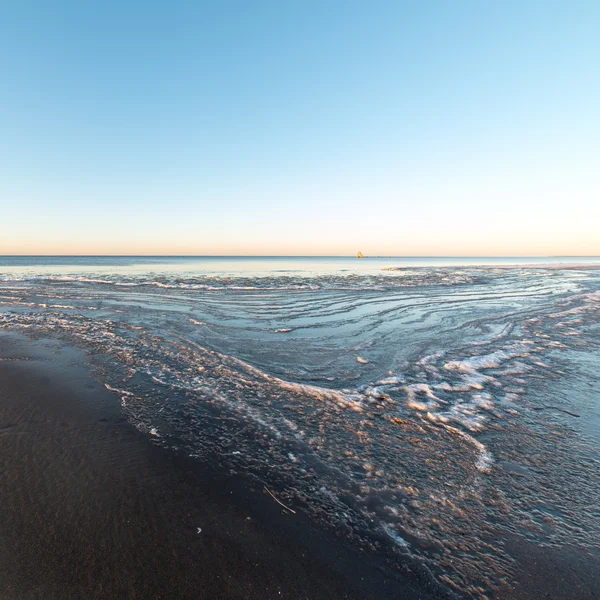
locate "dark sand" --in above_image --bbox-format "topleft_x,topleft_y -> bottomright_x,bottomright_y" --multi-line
505,535 -> 600,600
1,331 -> 598,600
0,332 -> 446,600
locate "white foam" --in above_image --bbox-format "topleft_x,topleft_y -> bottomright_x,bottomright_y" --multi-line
104,383 -> 133,396
189,319 -> 207,326
443,425 -> 493,472
375,376 -> 404,386
382,524 -> 409,548
404,384 -> 445,411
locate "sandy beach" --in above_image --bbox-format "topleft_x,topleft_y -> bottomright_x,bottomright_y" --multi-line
0,331 -> 449,600
2,331 -> 598,600
1,258 -> 600,599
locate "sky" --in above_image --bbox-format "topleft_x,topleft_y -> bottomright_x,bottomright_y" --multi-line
1,1 -> 599,256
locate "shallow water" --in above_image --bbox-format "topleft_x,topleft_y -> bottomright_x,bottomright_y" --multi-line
1,256 -> 599,598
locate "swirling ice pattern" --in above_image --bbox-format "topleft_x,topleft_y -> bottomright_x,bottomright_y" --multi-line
1,267 -> 599,599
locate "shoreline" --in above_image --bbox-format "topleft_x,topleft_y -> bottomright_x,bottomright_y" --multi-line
0,331 -> 445,600
1,330 -> 598,599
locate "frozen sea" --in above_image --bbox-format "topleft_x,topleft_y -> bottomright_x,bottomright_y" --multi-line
1,255 -> 599,598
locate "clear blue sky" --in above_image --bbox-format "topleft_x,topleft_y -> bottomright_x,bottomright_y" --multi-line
1,1 -> 598,255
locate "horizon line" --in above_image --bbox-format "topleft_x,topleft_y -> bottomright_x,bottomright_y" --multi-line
2,254 -> 600,259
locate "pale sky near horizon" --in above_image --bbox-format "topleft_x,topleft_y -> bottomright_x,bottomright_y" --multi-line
1,1 -> 599,256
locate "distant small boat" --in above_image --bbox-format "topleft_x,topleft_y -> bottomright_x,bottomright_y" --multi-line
357,251 -> 364,259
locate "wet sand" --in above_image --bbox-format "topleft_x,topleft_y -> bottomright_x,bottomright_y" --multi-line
1,330 -> 598,599
0,332 -> 444,600
505,535 -> 600,600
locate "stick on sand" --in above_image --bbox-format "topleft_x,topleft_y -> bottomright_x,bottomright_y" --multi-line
264,486 -> 296,514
